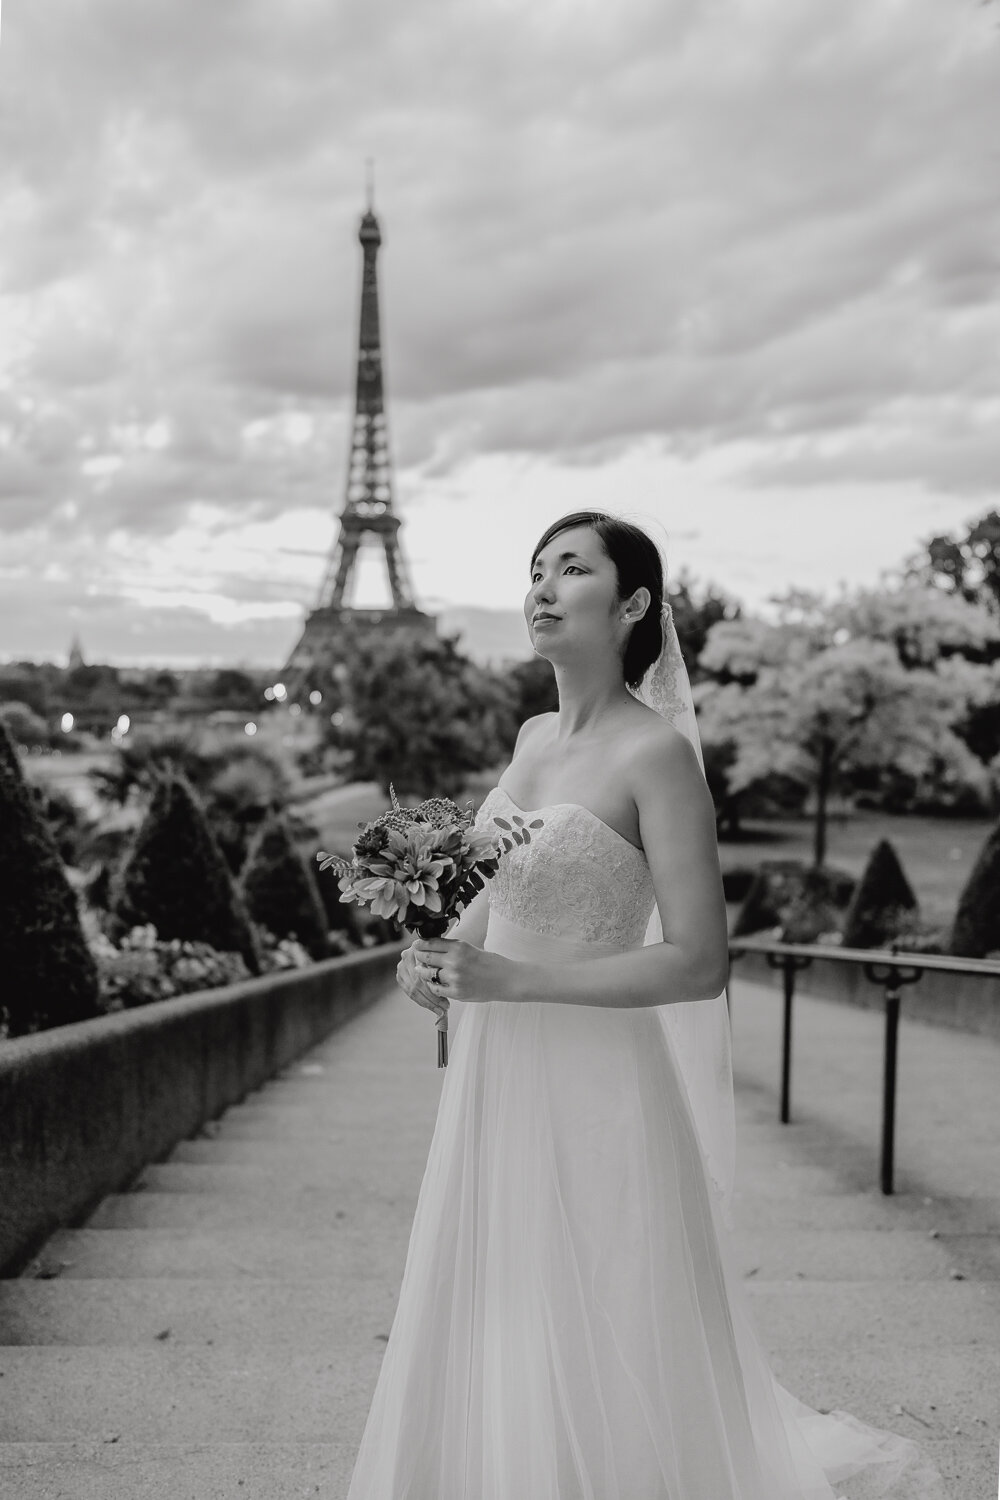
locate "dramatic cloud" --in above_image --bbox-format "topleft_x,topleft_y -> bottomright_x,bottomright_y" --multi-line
0,0 -> 997,661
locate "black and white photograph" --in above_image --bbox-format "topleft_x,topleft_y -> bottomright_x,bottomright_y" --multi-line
0,2 -> 998,1497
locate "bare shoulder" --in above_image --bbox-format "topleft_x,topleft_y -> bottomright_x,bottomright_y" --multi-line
624,711 -> 704,810
513,711 -> 557,755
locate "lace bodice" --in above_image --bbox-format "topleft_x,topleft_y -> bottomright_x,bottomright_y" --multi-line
475,785 -> 656,948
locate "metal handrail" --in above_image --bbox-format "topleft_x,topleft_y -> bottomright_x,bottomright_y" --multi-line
727,935 -> 1000,1194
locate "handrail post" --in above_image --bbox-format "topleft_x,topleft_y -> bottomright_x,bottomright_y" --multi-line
766,953 -> 812,1124
880,979 -> 900,1195
862,958 -> 922,1195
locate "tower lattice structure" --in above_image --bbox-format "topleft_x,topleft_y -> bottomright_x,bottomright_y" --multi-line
283,199 -> 434,695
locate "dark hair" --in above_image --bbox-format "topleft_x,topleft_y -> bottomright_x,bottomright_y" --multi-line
530,510 -> 664,690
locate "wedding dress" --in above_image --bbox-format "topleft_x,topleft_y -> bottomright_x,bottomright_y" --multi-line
344,781 -> 948,1500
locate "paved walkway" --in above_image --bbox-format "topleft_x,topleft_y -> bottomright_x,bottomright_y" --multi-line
0,976 -> 997,1499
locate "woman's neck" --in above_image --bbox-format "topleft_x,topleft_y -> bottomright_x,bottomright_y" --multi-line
550,661 -> 633,741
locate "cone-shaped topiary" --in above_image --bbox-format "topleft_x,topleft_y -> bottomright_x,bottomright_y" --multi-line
111,773 -> 261,973
239,814 -> 329,959
0,721 -> 101,1035
841,838 -> 919,949
948,818 -> 1000,958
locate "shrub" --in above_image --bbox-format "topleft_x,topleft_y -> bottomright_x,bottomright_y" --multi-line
87,922 -> 252,1011
948,818 -> 1000,958
204,753 -> 289,872
111,773 -> 262,973
0,700 -> 50,748
239,815 -> 329,959
733,859 -> 855,942
0,722 -> 101,1035
841,839 -> 919,949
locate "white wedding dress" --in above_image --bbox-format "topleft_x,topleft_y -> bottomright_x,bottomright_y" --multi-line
345,785 -> 948,1500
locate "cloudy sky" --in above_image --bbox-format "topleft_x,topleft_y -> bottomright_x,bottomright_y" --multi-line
1,0 -> 998,667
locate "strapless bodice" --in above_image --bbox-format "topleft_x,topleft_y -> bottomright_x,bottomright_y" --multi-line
475,785 -> 657,949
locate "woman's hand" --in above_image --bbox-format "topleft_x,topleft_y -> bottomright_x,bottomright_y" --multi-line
396,941 -> 450,1022
410,937 -> 523,1005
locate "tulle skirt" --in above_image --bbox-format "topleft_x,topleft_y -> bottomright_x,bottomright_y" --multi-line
345,912 -> 948,1500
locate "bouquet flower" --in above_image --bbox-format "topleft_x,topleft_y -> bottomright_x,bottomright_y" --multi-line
317,786 -> 540,1066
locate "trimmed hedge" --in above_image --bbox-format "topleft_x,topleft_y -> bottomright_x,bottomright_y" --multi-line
111,773 -> 261,973
0,723 -> 101,1035
841,838 -> 919,949
239,814 -> 329,960
949,818 -> 1000,959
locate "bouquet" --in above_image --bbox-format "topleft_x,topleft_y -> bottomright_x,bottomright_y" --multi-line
317,786 -> 540,1066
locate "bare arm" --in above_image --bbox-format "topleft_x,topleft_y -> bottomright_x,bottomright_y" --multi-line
443,714 -> 550,951
510,726 -> 730,1008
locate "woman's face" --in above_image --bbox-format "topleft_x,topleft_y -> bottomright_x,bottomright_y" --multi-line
524,525 -> 622,659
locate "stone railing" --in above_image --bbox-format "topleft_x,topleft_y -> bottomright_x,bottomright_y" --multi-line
0,942 -> 404,1275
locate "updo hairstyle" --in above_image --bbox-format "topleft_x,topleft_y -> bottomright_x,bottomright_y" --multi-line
530,510 -> 665,690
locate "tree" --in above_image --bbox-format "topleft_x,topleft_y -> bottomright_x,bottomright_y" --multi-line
503,656 -> 558,725
698,585 -> 1000,866
0,700 -> 50,748
841,840 -> 919,949
111,773 -> 261,972
328,629 -> 518,797
90,731 -> 215,806
948,819 -> 1000,959
239,814 -> 329,959
0,722 -> 101,1035
203,753 -> 289,871
906,508 -> 1000,617
667,570 -> 742,680
194,668 -> 264,710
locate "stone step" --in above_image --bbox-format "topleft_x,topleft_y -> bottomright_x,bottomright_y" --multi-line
0,1437 -> 976,1500
1,1276 -> 993,1351
85,1191 -> 409,1233
0,1342 -> 992,1446
0,1441 -> 354,1500
168,1137 -> 426,1168
0,1348 -> 378,1444
734,1229 -> 997,1282
132,1161 -> 1000,1235
21,1224 -> 992,1284
0,1278 -> 397,1348
743,1278 -> 1000,1350
81,1185 -> 1000,1242
24,1227 -> 409,1282
764,1343 -> 999,1441
730,1192 -> 999,1233
138,1160 -> 415,1197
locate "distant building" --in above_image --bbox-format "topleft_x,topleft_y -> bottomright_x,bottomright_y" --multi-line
67,636 -> 86,671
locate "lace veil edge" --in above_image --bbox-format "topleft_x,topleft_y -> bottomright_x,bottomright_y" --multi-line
629,599 -> 736,1225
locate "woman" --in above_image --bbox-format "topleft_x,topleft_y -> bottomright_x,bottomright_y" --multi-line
345,511 -> 946,1499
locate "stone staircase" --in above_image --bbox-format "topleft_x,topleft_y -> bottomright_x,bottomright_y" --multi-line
0,980 -> 997,1498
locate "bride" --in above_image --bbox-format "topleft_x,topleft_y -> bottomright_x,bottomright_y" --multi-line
344,511 -> 947,1499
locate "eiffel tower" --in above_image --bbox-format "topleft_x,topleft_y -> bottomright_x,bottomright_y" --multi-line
283,192 -> 435,697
